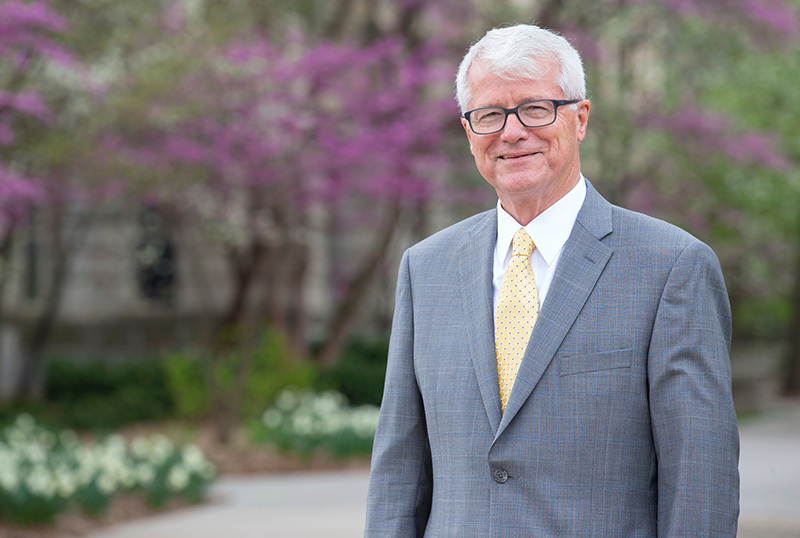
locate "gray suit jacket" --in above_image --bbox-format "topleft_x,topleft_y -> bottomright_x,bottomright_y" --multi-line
365,180 -> 739,537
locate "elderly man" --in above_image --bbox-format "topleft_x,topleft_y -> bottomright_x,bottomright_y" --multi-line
365,24 -> 739,536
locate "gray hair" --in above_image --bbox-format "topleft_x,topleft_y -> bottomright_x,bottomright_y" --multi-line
455,24 -> 586,113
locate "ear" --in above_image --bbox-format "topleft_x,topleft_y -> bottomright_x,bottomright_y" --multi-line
576,100 -> 591,142
461,117 -> 476,155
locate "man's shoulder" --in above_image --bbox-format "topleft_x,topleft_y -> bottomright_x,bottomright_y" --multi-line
581,181 -> 707,254
608,203 -> 714,260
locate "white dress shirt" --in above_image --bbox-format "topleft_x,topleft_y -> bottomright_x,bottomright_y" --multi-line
493,176 -> 587,324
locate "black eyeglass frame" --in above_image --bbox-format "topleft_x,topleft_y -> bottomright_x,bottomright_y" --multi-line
463,99 -> 582,135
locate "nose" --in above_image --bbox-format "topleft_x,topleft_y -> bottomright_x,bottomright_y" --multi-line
499,111 -> 529,142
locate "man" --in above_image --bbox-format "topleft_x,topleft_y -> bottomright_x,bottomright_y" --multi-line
365,24 -> 739,537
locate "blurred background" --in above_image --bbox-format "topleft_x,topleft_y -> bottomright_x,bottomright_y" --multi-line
1,0 -> 799,532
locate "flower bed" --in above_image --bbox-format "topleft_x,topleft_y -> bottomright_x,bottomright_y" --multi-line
0,415 -> 216,525
253,389 -> 380,458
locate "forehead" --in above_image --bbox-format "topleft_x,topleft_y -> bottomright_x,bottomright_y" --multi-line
467,58 -> 562,109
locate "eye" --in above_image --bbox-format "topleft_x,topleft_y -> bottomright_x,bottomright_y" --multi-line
519,103 -> 551,118
472,108 -> 503,123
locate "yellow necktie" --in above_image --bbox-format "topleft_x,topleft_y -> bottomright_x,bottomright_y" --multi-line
495,228 -> 539,413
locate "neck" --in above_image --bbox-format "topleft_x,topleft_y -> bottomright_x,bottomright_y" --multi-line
500,174 -> 581,226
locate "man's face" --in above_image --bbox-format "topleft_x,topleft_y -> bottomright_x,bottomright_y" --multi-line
461,59 -> 590,219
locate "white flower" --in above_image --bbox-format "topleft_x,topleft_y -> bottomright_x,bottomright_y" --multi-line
131,437 -> 150,459
181,445 -> 210,471
26,468 -> 56,498
0,414 -> 216,517
55,473 -> 76,497
14,414 -> 36,433
0,468 -> 19,490
136,463 -> 155,485
261,390 -> 380,442
276,390 -> 299,411
262,409 -> 282,428
167,466 -> 190,491
97,473 -> 116,495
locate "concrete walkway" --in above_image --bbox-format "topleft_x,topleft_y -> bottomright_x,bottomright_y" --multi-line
737,404 -> 800,537
87,404 -> 800,538
87,470 -> 370,538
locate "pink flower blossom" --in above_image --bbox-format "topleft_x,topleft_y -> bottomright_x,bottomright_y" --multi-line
641,107 -> 791,169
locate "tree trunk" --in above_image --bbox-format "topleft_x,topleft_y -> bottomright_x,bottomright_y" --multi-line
314,204 -> 402,366
208,242 -> 264,444
324,0 -> 356,39
16,207 -> 89,398
16,246 -> 67,398
0,225 -> 15,326
285,241 -> 309,359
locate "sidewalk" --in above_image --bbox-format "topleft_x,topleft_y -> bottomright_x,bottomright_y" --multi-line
87,404 -> 800,538
87,470 -> 370,538
737,403 -> 800,537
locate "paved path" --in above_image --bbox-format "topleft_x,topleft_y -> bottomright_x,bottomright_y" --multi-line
737,404 -> 800,537
86,470 -> 370,538
88,405 -> 800,538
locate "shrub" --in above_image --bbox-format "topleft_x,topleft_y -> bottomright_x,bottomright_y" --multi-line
161,353 -> 210,420
318,337 -> 389,406
241,329 -> 318,418
44,359 -> 173,430
251,389 -> 379,458
0,415 -> 216,525
163,328 -> 318,421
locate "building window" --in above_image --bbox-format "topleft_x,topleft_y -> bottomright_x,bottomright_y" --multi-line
135,207 -> 176,302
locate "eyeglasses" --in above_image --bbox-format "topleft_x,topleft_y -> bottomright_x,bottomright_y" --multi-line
463,99 -> 581,135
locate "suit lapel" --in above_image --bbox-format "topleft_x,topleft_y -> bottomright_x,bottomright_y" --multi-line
497,182 -> 614,435
458,210 -> 503,434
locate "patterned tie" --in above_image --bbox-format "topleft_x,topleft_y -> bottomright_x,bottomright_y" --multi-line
495,228 -> 539,413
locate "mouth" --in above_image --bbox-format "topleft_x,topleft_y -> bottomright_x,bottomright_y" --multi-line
498,152 -> 538,160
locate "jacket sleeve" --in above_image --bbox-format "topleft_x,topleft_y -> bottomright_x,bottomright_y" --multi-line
648,240 -> 740,536
364,250 -> 432,537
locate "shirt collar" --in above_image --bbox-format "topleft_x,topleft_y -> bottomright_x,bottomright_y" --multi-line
496,176 -> 587,266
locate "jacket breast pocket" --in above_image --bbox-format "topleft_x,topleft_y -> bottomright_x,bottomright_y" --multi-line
558,348 -> 633,377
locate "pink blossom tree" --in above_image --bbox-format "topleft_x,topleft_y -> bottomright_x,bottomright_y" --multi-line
0,1 -> 88,398
0,0 -> 68,303
94,14 -> 458,437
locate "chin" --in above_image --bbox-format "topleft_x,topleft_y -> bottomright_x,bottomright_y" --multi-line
494,173 -> 548,195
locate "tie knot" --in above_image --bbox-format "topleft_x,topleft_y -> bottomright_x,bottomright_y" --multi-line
511,228 -> 534,257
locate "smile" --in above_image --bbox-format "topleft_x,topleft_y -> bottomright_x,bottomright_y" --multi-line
499,152 -> 538,160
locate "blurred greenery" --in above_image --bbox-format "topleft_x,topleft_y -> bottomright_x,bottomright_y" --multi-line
0,331 -> 388,430
163,328 -> 318,421
0,415 -> 216,525
317,338 -> 389,407
1,359 -> 173,430
249,389 -> 379,459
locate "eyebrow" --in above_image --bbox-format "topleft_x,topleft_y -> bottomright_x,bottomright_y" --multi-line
472,97 -> 553,109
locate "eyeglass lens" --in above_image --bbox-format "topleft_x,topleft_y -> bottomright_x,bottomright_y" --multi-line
470,101 -> 557,134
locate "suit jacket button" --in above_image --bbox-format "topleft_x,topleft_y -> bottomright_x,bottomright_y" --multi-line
493,468 -> 508,483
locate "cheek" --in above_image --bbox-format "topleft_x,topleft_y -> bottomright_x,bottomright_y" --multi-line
471,140 -> 491,161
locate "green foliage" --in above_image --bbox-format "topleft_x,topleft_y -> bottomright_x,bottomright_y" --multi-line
44,359 -> 173,430
735,297 -> 794,341
250,389 -> 379,458
130,438 -> 215,508
318,337 -> 389,407
161,354 -> 210,420
163,328 -> 318,421
0,415 -> 216,525
240,329 -> 318,418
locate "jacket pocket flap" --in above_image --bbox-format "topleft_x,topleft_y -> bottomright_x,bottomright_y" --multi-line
558,348 -> 633,377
